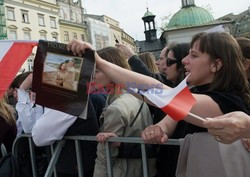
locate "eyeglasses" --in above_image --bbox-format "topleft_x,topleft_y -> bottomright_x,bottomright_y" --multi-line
166,58 -> 178,67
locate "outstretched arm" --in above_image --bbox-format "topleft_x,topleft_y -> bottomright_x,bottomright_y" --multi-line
67,40 -> 167,92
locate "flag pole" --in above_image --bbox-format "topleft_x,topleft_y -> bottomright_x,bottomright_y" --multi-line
188,112 -> 205,122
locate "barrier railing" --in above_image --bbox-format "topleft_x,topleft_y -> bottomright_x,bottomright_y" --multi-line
1,143 -> 7,156
12,134 -> 181,177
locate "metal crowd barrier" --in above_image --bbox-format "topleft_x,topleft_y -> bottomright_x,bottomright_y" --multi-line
1,143 -> 7,156
12,134 -> 181,177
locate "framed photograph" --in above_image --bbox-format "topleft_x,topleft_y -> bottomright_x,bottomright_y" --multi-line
32,40 -> 95,118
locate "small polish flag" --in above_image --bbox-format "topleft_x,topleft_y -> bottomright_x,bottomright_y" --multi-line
0,40 -> 38,99
136,76 -> 196,121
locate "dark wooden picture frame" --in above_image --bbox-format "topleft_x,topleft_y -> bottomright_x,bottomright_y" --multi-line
32,40 -> 95,117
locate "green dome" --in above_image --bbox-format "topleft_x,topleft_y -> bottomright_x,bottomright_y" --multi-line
143,8 -> 155,18
167,6 -> 214,29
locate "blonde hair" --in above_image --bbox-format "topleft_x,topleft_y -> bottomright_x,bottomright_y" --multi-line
138,52 -> 159,73
0,94 -> 16,126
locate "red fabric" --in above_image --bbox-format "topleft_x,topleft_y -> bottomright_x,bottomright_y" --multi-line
161,86 -> 196,121
0,42 -> 37,99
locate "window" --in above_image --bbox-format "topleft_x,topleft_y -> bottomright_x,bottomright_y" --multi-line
27,58 -> 33,71
24,31 -> 31,40
52,36 -> 58,41
73,32 -> 77,39
38,14 -> 45,26
50,17 -> 56,28
40,34 -> 46,40
81,34 -> 85,41
51,32 -> 58,42
21,10 -> 29,23
7,7 -> 15,20
23,27 -> 31,40
9,30 -> 17,40
39,30 -> 47,40
64,31 -> 69,41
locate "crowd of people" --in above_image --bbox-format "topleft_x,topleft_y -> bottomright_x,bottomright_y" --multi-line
0,31 -> 249,177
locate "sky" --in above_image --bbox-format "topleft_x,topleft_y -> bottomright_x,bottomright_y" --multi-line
82,0 -> 250,41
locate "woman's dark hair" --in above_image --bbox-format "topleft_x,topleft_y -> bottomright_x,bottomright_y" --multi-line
58,62 -> 66,70
191,32 -> 250,106
168,43 -> 189,86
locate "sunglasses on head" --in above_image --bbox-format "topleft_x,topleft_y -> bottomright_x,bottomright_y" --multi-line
166,58 -> 178,67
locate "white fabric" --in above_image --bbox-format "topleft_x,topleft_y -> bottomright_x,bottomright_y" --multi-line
16,89 -> 77,146
138,76 -> 188,107
0,41 -> 13,62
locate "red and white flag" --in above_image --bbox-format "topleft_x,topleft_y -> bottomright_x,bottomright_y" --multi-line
0,40 -> 37,99
137,76 -> 196,121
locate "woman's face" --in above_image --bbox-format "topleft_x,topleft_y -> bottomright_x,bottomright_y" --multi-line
163,50 -> 179,83
60,63 -> 66,70
182,41 -> 217,86
92,69 -> 112,89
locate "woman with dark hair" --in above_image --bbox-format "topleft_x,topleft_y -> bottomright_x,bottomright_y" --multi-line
55,62 -> 67,87
156,43 -> 190,177
93,47 -> 156,177
163,43 -> 189,86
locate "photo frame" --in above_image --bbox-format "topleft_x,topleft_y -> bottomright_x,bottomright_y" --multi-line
32,40 -> 95,118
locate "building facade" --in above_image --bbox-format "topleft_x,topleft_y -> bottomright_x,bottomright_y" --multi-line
218,7 -> 250,38
5,0 -> 60,41
85,17 -> 111,50
4,0 -> 60,72
57,0 -> 88,44
86,14 -> 135,49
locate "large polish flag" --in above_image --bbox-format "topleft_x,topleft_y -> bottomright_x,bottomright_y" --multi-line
0,40 -> 38,99
138,77 -> 196,121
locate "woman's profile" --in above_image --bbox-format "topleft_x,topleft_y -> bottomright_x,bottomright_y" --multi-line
55,62 -> 67,87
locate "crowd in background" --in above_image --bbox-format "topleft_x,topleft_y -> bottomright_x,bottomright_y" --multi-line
0,32 -> 250,177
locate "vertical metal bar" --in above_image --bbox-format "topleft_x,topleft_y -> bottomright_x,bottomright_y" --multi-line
1,144 -> 7,156
141,143 -> 149,177
44,140 -> 65,177
105,142 -> 113,177
50,144 -> 57,177
75,140 -> 84,177
28,137 -> 38,177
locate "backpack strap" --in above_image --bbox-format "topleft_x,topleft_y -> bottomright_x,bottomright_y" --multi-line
129,94 -> 144,127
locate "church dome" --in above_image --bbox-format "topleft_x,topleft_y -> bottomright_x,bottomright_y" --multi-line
167,5 -> 214,29
143,8 -> 155,18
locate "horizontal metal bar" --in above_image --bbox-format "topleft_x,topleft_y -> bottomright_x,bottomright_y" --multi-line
63,136 -> 181,146
15,134 -> 181,146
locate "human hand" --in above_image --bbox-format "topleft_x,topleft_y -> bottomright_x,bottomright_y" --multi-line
115,43 -> 135,59
67,39 -> 93,56
203,112 -> 250,144
241,138 -> 250,152
19,73 -> 33,91
141,125 -> 168,144
96,132 -> 117,143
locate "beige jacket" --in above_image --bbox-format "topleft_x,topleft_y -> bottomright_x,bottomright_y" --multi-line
93,90 -> 156,177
